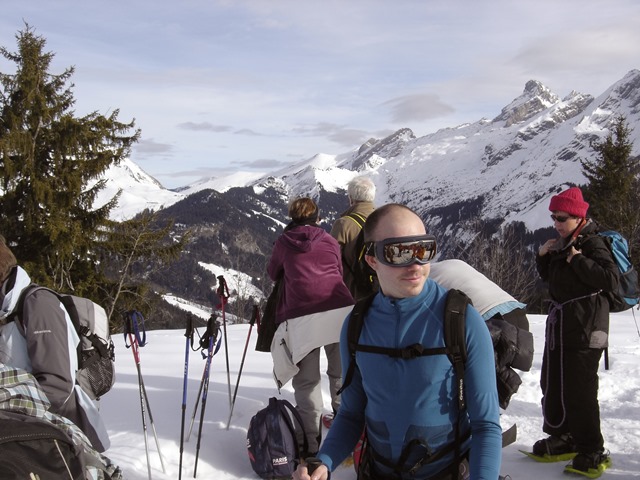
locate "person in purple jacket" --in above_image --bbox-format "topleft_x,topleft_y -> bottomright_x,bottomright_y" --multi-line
268,197 -> 354,455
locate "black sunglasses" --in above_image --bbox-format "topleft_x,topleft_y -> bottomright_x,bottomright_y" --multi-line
550,214 -> 573,223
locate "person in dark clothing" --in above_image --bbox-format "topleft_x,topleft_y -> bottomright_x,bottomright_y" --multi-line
533,186 -> 619,473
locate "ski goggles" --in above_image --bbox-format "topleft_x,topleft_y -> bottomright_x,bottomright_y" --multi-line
365,234 -> 437,267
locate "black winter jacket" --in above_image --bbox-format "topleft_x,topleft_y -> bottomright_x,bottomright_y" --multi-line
536,220 -> 619,349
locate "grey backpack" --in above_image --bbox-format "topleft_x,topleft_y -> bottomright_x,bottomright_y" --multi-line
11,285 -> 116,399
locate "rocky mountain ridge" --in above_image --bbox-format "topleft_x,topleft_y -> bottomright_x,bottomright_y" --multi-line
103,69 -> 640,324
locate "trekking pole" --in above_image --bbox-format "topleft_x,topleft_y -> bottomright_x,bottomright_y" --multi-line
124,311 -> 166,479
179,314 -> 196,480
226,303 -> 259,430
186,366 -> 205,442
193,315 -> 221,478
217,275 -> 232,410
186,316 -> 221,442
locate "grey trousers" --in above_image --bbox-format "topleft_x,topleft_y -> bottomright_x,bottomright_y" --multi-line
292,342 -> 342,453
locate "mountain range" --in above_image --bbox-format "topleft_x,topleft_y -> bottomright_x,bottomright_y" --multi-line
99,69 -> 640,326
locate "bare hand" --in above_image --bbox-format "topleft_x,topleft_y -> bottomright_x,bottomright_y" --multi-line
567,245 -> 581,263
294,463 -> 329,480
539,239 -> 558,256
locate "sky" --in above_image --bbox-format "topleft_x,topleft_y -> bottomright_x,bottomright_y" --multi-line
2,1 -> 640,190
99,299 -> 640,479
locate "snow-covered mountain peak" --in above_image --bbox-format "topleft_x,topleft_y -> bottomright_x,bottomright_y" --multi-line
103,70 -> 640,243
94,158 -> 185,221
348,127 -> 416,171
493,79 -> 560,127
596,68 -> 640,116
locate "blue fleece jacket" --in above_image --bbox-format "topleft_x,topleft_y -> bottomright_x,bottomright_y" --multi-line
317,279 -> 502,479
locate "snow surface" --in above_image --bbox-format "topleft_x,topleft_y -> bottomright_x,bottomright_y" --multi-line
100,308 -> 640,479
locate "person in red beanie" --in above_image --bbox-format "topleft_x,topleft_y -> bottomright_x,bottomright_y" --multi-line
532,186 -> 619,475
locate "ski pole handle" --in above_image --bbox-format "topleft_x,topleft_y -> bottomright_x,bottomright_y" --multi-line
185,314 -> 194,339
250,304 -> 259,326
216,275 -> 230,306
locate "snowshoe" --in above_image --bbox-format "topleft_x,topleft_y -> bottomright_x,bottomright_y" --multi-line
520,449 -> 578,463
564,452 -> 611,479
532,433 -> 577,457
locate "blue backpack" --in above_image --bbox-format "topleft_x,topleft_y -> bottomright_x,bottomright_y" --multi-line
599,230 -> 640,312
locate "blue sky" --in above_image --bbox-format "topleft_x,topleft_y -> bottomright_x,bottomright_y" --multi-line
2,0 -> 639,189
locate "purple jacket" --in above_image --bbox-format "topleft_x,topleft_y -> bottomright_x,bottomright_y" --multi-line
267,225 -> 354,323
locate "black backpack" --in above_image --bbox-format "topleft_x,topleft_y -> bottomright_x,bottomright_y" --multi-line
339,290 -> 472,477
247,397 -> 308,479
339,289 -> 519,477
339,288 -> 529,410
339,289 -> 471,412
0,410 -> 88,479
343,213 -> 379,299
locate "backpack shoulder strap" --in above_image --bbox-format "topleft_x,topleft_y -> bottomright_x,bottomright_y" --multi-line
337,293 -> 376,395
339,291 -> 469,394
342,213 -> 367,276
443,289 -> 470,411
5,284 -> 46,324
346,212 -> 367,228
274,397 -> 309,459
443,288 -> 471,477
8,285 -> 85,366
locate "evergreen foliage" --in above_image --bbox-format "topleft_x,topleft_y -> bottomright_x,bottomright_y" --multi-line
0,26 -> 190,328
581,115 -> 640,266
456,221 -> 539,310
0,24 -> 140,294
98,209 -> 189,326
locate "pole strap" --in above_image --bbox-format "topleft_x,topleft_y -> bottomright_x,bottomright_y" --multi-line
198,315 -> 221,358
124,310 -> 147,347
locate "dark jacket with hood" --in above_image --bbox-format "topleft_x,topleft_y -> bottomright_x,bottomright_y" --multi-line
267,223 -> 354,324
536,219 -> 619,349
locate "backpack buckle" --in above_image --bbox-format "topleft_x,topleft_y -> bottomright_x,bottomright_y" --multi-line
401,343 -> 424,359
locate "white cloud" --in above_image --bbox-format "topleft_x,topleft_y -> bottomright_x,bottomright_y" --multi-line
1,0 -> 639,189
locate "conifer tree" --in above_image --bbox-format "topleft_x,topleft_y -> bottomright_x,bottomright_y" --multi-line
581,115 -> 640,264
0,25 -> 140,293
98,209 -> 189,324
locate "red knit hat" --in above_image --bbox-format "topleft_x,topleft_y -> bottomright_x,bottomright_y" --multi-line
548,187 -> 589,218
